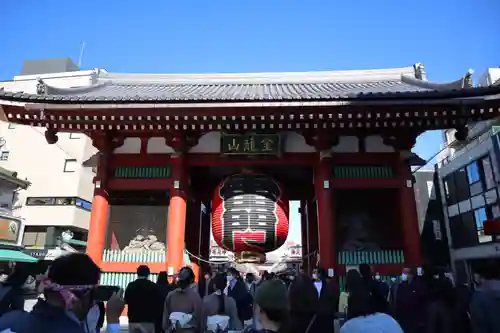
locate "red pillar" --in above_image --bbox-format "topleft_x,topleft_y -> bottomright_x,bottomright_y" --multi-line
86,152 -> 110,267
166,153 -> 188,275
86,188 -> 109,266
314,157 -> 336,274
398,161 -> 423,267
299,200 -> 309,273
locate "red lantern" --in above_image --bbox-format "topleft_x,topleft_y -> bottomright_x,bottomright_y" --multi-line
212,173 -> 289,261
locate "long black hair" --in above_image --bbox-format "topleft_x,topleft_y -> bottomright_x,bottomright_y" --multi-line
212,273 -> 227,314
177,266 -> 195,290
345,269 -> 363,293
157,271 -> 169,286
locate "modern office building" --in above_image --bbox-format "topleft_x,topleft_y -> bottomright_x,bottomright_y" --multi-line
436,68 -> 500,283
0,58 -> 97,249
0,166 -> 38,265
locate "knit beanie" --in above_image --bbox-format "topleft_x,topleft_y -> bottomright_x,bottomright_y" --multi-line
254,280 -> 289,311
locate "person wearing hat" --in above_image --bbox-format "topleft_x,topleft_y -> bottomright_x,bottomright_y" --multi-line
250,280 -> 290,333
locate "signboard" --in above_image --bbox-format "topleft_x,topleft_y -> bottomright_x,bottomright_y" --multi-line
24,247 -> 68,260
0,216 -> 21,245
221,133 -> 281,156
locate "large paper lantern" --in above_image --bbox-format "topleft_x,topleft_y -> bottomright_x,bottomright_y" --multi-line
212,173 -> 289,262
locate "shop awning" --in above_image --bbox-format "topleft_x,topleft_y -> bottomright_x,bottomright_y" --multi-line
0,249 -> 38,263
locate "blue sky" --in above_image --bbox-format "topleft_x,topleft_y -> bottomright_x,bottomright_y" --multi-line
3,0 -> 499,246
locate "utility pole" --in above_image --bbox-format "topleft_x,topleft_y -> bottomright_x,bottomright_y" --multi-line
78,41 -> 86,68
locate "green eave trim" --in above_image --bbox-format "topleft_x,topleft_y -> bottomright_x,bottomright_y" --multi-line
332,165 -> 395,179
0,249 -> 38,263
0,167 -> 30,189
114,166 -> 171,179
63,239 -> 87,247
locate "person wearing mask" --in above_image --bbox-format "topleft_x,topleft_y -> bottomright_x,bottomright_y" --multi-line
288,272 -> 317,333
125,265 -> 163,333
392,268 -> 428,333
246,273 -> 259,297
226,267 -> 253,324
163,266 -> 202,333
156,271 -> 173,333
359,264 -> 389,314
311,267 -> 337,333
469,259 -> 500,333
340,286 -> 403,333
0,253 -> 125,333
202,273 -> 242,331
202,269 -> 216,297
0,265 -> 30,316
247,280 -> 290,333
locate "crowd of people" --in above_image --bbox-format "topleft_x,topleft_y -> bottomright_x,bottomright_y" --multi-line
0,253 -> 497,333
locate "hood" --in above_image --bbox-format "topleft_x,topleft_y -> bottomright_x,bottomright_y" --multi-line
476,279 -> 500,298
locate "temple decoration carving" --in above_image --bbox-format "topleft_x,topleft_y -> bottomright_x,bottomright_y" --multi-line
165,133 -> 200,153
382,134 -> 417,151
302,132 -> 339,152
92,132 -> 124,153
122,228 -> 166,253
36,79 -> 47,95
339,211 -> 380,251
413,63 -> 427,80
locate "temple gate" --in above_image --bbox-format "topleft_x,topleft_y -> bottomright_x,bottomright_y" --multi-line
1,63 -> 500,288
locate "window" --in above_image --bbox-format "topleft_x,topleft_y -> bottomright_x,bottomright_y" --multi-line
455,169 -> 470,202
427,181 -> 436,200
8,123 -> 16,129
63,159 -> 77,172
69,133 -> 80,139
449,212 -> 480,248
75,198 -> 92,210
432,220 -> 442,240
444,175 -> 457,204
489,203 -> 500,218
481,156 -> 496,190
467,162 -> 481,184
461,212 -> 480,247
22,231 -> 46,247
0,152 -> 9,161
26,197 -> 92,211
26,197 -> 56,205
475,207 -> 493,243
55,197 -> 75,205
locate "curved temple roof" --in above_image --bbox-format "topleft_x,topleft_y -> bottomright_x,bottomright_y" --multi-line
1,63 -> 496,105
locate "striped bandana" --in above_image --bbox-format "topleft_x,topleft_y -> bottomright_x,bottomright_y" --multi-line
39,276 -> 95,308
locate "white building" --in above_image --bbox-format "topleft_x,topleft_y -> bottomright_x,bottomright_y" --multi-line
0,58 -> 97,248
436,68 -> 500,283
